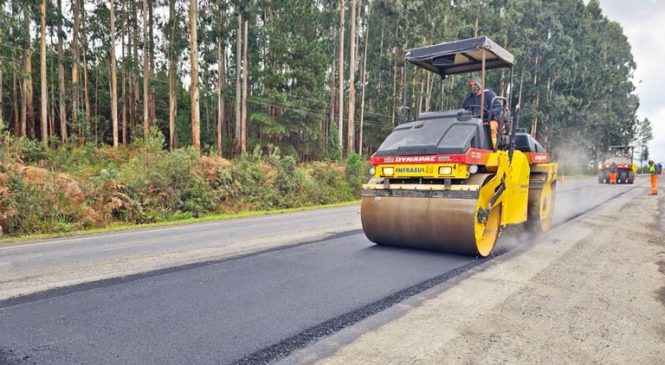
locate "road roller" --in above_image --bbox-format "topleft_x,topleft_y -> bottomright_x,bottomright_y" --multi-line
598,145 -> 636,184
361,37 -> 558,257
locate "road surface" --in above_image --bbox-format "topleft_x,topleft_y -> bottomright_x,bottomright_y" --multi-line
0,178 -> 637,364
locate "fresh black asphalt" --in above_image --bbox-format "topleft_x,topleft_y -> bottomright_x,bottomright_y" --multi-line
1,236 -> 475,364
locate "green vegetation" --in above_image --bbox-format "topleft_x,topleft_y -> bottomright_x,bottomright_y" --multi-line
0,0 -> 647,236
0,124 -> 367,237
0,0 -> 642,161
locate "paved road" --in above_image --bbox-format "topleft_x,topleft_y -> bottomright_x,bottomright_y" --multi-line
0,206 -> 362,299
0,178 -> 637,364
1,206 -> 360,273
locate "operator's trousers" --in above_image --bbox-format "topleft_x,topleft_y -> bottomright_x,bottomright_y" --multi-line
651,174 -> 658,195
490,120 -> 498,148
609,172 -> 617,184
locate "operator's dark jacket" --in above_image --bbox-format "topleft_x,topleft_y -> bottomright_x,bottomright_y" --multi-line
463,89 -> 503,122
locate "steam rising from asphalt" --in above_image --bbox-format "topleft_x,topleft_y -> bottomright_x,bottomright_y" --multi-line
494,131 -> 618,252
550,132 -> 595,175
496,178 -> 631,253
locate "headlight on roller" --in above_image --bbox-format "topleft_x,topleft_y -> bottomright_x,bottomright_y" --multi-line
468,164 -> 479,174
369,166 -> 376,175
382,167 -> 394,176
438,166 -> 453,175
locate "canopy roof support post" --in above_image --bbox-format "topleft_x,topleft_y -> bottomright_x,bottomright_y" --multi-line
479,49 -> 486,121
507,67 -> 514,112
440,76 -> 445,110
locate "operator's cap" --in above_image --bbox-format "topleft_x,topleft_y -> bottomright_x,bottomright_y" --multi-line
468,76 -> 482,87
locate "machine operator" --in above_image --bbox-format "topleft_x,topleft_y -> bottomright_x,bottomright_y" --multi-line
463,76 -> 503,148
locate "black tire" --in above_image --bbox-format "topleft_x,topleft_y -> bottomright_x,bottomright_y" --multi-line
618,170 -> 627,184
627,170 -> 635,184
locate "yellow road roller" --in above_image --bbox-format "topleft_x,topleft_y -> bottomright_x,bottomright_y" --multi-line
361,37 -> 558,257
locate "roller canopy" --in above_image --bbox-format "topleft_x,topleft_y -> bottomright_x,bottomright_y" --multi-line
405,37 -> 514,77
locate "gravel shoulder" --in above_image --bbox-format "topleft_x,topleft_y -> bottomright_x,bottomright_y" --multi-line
284,181 -> 665,365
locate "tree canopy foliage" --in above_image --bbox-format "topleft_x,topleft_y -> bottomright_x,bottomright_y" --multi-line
0,0 -> 640,163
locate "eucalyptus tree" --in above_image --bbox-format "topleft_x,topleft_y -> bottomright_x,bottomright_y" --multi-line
189,0 -> 201,154
39,0 -> 47,145
110,0 -> 118,147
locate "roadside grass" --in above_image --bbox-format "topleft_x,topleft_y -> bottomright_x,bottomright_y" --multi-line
0,199 -> 360,246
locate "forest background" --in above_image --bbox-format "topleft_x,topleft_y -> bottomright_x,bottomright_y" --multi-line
0,0 -> 654,237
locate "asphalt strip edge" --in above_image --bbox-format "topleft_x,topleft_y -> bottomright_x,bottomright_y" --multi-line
0,229 -> 363,309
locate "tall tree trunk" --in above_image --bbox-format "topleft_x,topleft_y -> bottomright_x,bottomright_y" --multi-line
22,51 -> 33,138
473,17 -> 479,37
94,69 -> 99,143
337,0 -> 345,159
328,64 -> 336,144
424,71 -> 432,112
49,76 -> 55,137
20,73 -> 27,137
9,6 -> 17,134
168,0 -> 177,151
57,0 -> 67,142
377,17 -> 384,92
241,20 -> 248,155
148,0 -> 156,124
109,0 -> 118,147
80,2 -> 91,133
83,48 -> 90,135
39,0 -> 48,146
530,54 -> 540,137
189,0 -> 201,154
13,73 -> 19,136
499,35 -> 509,97
391,52 -> 397,126
127,1 -> 133,132
121,1 -> 127,144
130,0 -> 139,134
216,0 -> 225,156
417,72 -> 425,114
346,0 -> 357,157
71,0 -> 80,139
0,69 -> 3,122
235,12 -> 242,155
205,92 -> 210,135
359,3 -> 371,156
142,0 -> 150,133
22,2 -> 33,138
94,68 -> 98,125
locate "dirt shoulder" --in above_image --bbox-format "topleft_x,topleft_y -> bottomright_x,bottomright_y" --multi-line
285,183 -> 665,364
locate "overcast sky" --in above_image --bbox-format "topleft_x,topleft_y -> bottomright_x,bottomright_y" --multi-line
596,0 -> 665,163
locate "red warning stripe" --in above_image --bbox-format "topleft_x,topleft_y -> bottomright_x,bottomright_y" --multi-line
527,152 -> 550,164
370,148 -> 492,166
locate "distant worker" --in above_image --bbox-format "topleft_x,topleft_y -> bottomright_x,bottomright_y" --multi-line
463,76 -> 503,148
649,160 -> 658,195
609,162 -> 618,184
